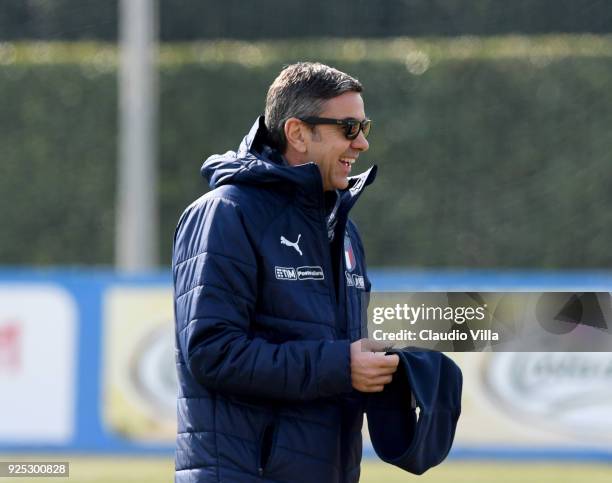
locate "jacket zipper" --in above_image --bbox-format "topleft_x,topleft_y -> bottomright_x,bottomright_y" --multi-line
317,193 -> 338,312
257,420 -> 277,477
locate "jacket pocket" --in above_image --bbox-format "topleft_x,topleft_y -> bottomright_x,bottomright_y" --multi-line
257,420 -> 277,477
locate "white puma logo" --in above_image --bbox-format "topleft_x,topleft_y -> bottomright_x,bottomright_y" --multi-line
280,234 -> 302,256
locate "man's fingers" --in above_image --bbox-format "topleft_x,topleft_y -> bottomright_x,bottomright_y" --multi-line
368,353 -> 400,368
359,384 -> 385,393
371,374 -> 393,385
361,339 -> 390,353
353,373 -> 394,392
367,366 -> 397,377
383,353 -> 400,366
350,341 -> 400,393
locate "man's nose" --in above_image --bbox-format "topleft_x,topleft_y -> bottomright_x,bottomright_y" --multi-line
351,131 -> 369,152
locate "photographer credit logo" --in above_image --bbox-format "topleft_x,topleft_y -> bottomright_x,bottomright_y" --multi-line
366,292 -> 612,351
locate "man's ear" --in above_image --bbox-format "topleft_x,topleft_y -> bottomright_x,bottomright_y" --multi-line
284,118 -> 308,154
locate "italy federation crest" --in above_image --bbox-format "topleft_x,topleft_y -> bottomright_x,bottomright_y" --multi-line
344,234 -> 356,272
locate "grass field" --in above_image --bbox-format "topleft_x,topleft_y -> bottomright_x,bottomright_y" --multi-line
1,456 -> 611,482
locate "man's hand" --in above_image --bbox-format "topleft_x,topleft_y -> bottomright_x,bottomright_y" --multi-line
350,338 -> 400,392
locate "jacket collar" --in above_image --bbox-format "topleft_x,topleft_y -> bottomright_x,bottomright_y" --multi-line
238,116 -> 270,159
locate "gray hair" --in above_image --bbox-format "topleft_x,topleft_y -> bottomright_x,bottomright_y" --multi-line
264,62 -> 363,153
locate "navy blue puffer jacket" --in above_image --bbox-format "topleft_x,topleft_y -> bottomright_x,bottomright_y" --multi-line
172,117 -> 376,482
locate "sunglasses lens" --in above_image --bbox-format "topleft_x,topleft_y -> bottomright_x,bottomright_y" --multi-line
361,120 -> 371,138
345,121 -> 360,140
345,120 -> 371,140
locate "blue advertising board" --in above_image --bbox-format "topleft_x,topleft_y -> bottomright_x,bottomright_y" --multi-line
1,268 -> 612,461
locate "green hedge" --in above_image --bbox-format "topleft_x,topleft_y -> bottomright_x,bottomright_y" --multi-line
1,1 -> 611,40
2,38 -> 612,268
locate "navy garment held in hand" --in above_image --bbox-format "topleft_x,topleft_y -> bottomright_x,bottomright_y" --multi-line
366,350 -> 463,475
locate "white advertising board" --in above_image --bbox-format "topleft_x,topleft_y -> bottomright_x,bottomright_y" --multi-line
0,285 -> 77,443
453,352 -> 612,449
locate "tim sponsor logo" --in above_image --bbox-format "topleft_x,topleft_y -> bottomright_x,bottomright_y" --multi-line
275,266 -> 297,281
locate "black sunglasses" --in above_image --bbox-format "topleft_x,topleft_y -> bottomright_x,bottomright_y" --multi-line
300,116 -> 372,140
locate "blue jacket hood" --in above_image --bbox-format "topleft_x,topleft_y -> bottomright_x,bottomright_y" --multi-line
201,116 -> 377,197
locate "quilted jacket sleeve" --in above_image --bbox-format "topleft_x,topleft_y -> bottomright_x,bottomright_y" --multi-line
173,196 -> 353,401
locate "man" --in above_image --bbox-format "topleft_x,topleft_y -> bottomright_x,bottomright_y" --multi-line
172,62 -> 399,483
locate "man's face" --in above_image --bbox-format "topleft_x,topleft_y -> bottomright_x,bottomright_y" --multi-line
304,91 -> 369,191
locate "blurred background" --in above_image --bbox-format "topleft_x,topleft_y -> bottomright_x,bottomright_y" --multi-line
1,0 -> 612,481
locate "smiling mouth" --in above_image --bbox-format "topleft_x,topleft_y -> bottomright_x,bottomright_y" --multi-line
339,157 -> 356,167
